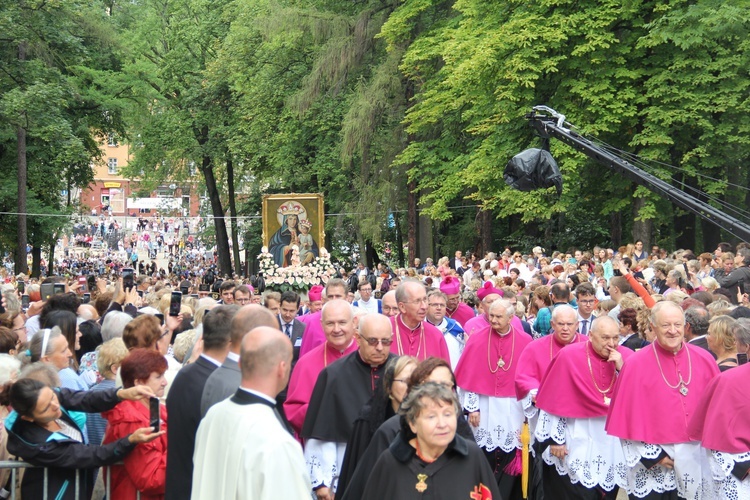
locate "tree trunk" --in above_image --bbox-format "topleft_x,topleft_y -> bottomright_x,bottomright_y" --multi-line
479,209 -> 493,256
226,156 -> 241,276
31,246 -> 41,278
632,196 -> 652,248
394,211 -> 405,268
407,180 -> 417,266
365,240 -> 379,269
418,207 -> 433,261
609,211 -> 622,248
672,173 -> 696,251
48,238 -> 55,276
201,154 -> 232,276
15,42 -> 28,276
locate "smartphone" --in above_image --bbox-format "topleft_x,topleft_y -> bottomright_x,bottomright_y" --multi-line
40,283 -> 54,301
17,281 -> 24,294
190,293 -> 199,299
154,313 -> 165,326
53,283 -> 66,295
149,397 -> 160,432
82,293 -> 91,304
137,290 -> 144,298
78,276 -> 87,293
122,268 -> 135,291
169,291 -> 182,317
738,353 -> 747,365
87,275 -> 97,291
180,285 -> 189,295
21,294 -> 30,312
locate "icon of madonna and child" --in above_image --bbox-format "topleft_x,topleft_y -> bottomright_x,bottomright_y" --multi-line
268,201 -> 319,267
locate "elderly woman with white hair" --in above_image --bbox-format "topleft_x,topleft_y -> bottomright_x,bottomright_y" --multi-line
78,311 -> 133,387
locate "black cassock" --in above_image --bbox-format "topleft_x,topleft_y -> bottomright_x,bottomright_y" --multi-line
340,410 -> 476,500
302,351 -> 394,442
361,432 -> 501,500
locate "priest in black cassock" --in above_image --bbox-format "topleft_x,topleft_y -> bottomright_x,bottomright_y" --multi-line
302,313 -> 396,500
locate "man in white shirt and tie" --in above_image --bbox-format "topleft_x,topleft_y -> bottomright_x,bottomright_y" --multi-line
277,291 -> 306,366
575,282 -> 597,336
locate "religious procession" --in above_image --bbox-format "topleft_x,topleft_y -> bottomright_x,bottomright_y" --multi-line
3,0 -> 750,498
0,229 -> 748,500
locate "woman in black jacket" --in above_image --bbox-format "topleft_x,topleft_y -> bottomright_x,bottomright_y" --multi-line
3,378 -> 162,499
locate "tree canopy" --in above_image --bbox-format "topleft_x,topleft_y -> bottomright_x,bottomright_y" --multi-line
3,0 -> 748,271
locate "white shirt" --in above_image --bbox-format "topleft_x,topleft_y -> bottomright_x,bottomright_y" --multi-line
577,314 -> 593,336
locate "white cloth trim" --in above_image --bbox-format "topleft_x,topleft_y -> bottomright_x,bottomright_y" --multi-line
200,353 -> 222,367
710,450 -> 750,500
621,440 -> 715,499
460,391 -> 524,453
304,439 -> 346,492
440,327 -> 464,371
535,412 -> 626,491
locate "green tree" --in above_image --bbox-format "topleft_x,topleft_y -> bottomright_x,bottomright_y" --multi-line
0,0 -> 126,275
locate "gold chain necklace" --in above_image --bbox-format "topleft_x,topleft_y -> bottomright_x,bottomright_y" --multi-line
487,326 -> 515,373
585,341 -> 616,405
652,342 -> 692,396
395,315 -> 426,360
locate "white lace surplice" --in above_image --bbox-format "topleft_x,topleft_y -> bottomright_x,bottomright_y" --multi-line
303,439 -> 346,493
535,411 -> 626,491
621,440 -> 717,499
710,451 -> 750,500
461,391 -> 524,453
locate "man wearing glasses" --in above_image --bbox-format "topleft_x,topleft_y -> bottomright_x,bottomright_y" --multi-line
575,282 -> 597,336
302,314 -> 395,500
390,281 -> 450,362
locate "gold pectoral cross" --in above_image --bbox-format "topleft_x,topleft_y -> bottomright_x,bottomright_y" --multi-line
497,357 -> 505,368
416,473 -> 428,493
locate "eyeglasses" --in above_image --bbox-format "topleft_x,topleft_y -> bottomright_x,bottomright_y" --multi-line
403,298 -> 428,305
578,299 -> 596,305
359,334 -> 393,347
428,303 -> 446,308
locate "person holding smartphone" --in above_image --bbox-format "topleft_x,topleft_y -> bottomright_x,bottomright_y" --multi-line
102,348 -> 168,499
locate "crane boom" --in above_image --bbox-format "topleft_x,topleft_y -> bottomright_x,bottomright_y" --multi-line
526,106 -> 750,242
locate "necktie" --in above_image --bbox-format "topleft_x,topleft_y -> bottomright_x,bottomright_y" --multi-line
581,319 -> 588,336
285,323 -> 292,338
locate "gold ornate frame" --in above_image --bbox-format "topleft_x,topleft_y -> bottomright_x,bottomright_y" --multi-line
262,193 -> 325,266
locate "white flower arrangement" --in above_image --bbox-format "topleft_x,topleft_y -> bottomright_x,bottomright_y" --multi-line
258,247 -> 336,293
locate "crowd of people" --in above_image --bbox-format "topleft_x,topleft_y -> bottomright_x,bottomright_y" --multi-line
0,237 -> 746,499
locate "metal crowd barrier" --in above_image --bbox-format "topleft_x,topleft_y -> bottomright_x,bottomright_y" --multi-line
0,461 -> 141,500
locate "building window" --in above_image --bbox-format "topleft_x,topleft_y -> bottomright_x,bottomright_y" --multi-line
107,133 -> 117,147
107,158 -> 118,174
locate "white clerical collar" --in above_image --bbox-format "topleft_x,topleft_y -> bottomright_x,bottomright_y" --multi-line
226,351 -> 240,363
238,387 -> 276,405
426,317 -> 448,329
619,333 -> 635,345
200,353 -> 222,367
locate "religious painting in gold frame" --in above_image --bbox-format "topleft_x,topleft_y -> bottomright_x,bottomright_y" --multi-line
262,193 -> 325,268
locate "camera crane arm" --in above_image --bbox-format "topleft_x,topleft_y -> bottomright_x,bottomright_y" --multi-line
525,106 -> 750,242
